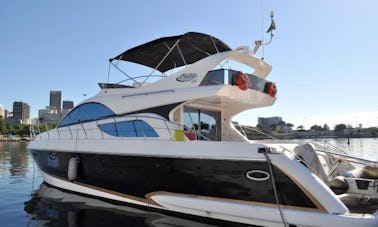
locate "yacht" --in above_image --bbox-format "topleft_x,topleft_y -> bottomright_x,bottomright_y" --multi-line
28,32 -> 378,227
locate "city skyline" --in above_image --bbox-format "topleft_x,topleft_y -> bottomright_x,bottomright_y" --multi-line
0,89 -> 74,125
0,92 -> 73,112
1,1 -> 377,129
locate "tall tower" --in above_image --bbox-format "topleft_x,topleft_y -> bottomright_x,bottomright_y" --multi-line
49,91 -> 62,113
62,100 -> 74,110
13,102 -> 30,124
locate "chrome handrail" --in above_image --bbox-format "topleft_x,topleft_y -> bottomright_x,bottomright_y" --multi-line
31,114 -> 196,142
163,119 -> 172,138
313,146 -> 378,167
234,124 -> 278,141
232,124 -> 378,168
29,126 -> 35,140
67,125 -> 73,139
56,127 -> 60,140
80,122 -> 87,140
45,125 -> 50,140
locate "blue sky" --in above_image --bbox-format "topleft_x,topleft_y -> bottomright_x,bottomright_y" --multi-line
1,0 -> 377,129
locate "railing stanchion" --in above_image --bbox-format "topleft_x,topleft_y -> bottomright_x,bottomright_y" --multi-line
45,125 -> 50,140
114,117 -> 122,139
96,119 -> 104,139
57,127 -> 60,140
68,125 -> 73,139
80,122 -> 87,139
163,120 -> 172,140
37,125 -> 41,140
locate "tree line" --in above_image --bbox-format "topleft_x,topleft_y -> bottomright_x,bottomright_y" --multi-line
0,117 -> 56,136
261,121 -> 368,132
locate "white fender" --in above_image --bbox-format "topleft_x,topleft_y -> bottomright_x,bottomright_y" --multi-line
67,157 -> 79,181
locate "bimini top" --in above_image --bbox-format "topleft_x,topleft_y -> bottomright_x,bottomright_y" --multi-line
109,32 -> 231,72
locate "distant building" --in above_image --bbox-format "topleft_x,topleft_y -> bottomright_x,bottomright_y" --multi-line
4,109 -> 10,118
61,100 -> 73,119
37,91 -> 73,125
63,100 -> 74,110
6,117 -> 21,126
38,108 -> 63,124
0,105 -> 4,118
31,118 -> 39,125
12,102 -> 30,124
50,91 -> 62,113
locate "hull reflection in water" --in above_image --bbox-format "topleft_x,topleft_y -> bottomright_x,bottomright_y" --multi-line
24,183 -> 252,227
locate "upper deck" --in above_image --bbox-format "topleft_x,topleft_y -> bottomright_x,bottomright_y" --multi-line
55,32 -> 277,142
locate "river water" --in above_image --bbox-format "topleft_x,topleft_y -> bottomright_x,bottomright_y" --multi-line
0,138 -> 377,227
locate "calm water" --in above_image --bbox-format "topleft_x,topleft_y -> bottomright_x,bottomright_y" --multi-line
0,138 -> 377,227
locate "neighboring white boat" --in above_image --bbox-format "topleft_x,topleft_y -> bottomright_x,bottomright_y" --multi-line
27,32 -> 378,227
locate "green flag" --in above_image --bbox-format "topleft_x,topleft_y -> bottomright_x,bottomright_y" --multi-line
266,19 -> 276,33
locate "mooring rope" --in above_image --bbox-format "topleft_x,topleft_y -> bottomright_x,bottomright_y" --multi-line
262,149 -> 288,227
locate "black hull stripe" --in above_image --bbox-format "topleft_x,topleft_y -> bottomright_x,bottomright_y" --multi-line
31,150 -> 319,210
44,171 -> 322,213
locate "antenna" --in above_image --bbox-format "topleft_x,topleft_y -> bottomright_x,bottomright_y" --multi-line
264,11 -> 276,45
252,10 -> 276,55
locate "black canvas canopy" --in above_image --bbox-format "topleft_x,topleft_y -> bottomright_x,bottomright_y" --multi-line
109,32 -> 231,72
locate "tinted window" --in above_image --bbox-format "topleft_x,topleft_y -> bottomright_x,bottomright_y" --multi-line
228,70 -> 266,91
200,69 -> 269,93
59,103 -> 115,127
134,120 -> 159,137
99,120 -> 159,137
199,69 -> 225,86
117,121 -> 137,137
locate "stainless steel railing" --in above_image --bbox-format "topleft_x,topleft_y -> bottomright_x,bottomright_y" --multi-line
30,115 -> 195,142
234,124 -> 378,167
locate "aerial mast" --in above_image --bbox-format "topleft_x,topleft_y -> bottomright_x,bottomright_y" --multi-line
252,11 -> 276,55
